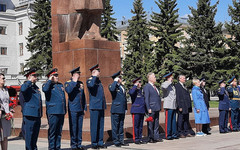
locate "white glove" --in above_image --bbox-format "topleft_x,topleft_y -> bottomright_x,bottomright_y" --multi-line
114,77 -> 120,82
125,110 -> 127,114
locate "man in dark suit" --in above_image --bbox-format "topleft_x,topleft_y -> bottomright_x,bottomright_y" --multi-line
21,68 -> 42,150
175,75 -> 193,138
43,68 -> 67,150
143,72 -> 162,143
86,64 -> 107,149
109,71 -> 128,147
200,77 -> 211,135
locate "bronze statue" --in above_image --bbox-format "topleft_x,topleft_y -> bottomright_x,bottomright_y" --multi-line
57,0 -> 105,42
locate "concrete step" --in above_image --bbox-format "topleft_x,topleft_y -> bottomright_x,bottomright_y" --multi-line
11,108 -> 219,142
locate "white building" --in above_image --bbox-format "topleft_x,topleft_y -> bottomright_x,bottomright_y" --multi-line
0,0 -> 34,76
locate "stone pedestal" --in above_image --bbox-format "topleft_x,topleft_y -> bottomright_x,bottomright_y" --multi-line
51,0 -> 121,118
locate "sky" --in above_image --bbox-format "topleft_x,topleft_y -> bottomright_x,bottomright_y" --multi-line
111,0 -> 233,23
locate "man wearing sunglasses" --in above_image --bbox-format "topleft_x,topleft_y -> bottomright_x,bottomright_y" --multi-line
20,68 -> 42,150
65,67 -> 86,150
43,68 -> 66,150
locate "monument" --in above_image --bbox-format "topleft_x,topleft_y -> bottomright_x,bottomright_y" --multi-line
51,0 -> 121,117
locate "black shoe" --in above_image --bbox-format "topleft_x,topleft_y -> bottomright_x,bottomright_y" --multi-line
135,141 -> 141,144
91,145 -> 99,149
72,148 -> 78,150
148,139 -> 156,143
98,145 -> 107,149
220,131 -> 227,134
206,132 -> 211,135
140,141 -> 147,144
166,138 -> 173,140
121,143 -> 129,146
173,137 -> 179,139
115,144 -> 121,147
77,147 -> 85,150
154,139 -> 163,142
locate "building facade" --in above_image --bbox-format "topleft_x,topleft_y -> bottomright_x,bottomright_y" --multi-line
0,0 -> 34,75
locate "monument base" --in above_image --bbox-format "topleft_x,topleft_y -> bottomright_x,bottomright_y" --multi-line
52,39 -> 121,118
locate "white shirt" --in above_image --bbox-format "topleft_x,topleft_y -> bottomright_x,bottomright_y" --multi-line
149,82 -> 159,95
179,82 -> 187,90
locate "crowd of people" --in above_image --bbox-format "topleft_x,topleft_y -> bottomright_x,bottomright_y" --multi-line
0,65 -> 239,150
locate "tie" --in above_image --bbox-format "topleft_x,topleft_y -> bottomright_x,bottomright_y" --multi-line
153,85 -> 159,95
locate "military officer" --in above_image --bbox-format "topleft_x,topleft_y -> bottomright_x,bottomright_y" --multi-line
65,67 -> 86,150
161,72 -> 178,140
129,77 -> 147,144
20,68 -> 42,150
109,71 -> 128,147
227,76 -> 240,131
86,64 -> 107,149
42,68 -> 66,150
218,79 -> 230,133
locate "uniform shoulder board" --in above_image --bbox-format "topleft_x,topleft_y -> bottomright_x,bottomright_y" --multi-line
67,80 -> 71,82
65,82 -> 69,87
218,88 -> 221,92
88,77 -> 92,80
109,84 -> 111,88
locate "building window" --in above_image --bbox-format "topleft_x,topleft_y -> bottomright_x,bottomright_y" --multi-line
19,43 -> 23,56
19,22 -> 23,35
0,26 -> 6,35
0,47 -> 7,55
20,63 -> 24,73
0,4 -> 6,12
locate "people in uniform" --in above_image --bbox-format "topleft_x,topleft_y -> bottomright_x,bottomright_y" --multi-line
227,76 -> 240,131
42,68 -> 66,150
129,77 -> 147,144
143,72 -> 162,143
65,67 -> 86,150
200,77 -> 211,135
20,68 -> 42,150
175,75 -> 193,138
161,72 -> 178,140
86,64 -> 107,149
191,78 -> 210,136
218,79 -> 230,133
109,71 -> 128,147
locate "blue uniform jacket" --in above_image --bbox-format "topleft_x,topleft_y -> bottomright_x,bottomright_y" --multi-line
129,85 -> 145,114
87,76 -> 106,110
227,85 -> 240,109
192,86 -> 208,112
143,83 -> 161,112
20,81 -> 42,117
218,87 -> 230,110
109,81 -> 127,114
65,80 -> 87,112
43,80 -> 66,114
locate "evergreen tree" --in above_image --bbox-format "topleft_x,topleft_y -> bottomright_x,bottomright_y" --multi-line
180,0 -> 225,90
123,0 -> 154,90
24,0 -> 52,76
221,0 -> 240,80
101,0 -> 119,41
150,0 -> 184,84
